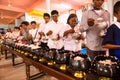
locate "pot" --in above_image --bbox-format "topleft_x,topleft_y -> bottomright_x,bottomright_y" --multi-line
69,54 -> 91,71
92,55 -> 120,78
55,50 -> 70,64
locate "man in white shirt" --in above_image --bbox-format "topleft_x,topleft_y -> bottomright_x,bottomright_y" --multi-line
80,0 -> 110,62
38,13 -> 50,47
45,10 -> 65,49
28,21 -> 40,44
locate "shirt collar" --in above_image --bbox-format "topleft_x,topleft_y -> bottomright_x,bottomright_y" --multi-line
52,20 -> 59,24
91,8 -> 106,16
114,22 -> 120,29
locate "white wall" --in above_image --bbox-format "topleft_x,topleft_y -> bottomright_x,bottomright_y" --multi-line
0,24 -> 15,30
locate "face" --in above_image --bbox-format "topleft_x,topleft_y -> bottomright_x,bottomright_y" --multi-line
31,23 -> 36,29
114,8 -> 120,22
69,17 -> 77,28
93,0 -> 104,10
51,14 -> 59,22
21,24 -> 28,30
44,16 -> 50,23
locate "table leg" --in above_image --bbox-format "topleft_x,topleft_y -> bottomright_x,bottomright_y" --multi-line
5,50 -> 7,59
12,54 -> 15,66
25,63 -> 30,80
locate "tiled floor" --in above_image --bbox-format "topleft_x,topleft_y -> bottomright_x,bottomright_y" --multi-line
0,54 -> 58,80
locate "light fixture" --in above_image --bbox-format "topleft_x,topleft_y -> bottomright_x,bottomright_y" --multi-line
8,0 -> 12,7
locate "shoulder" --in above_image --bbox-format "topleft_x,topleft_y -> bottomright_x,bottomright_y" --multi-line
103,9 -> 110,15
108,24 -> 118,29
83,9 -> 93,14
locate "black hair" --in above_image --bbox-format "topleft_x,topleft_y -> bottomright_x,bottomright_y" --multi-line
44,13 -> 50,18
21,21 -> 29,26
114,1 -> 120,14
31,21 -> 36,24
51,10 -> 59,15
67,14 -> 77,24
14,26 -> 20,30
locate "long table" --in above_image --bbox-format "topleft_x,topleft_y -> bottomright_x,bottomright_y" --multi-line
1,45 -> 119,80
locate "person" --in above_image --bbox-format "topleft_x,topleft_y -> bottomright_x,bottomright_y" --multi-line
80,0 -> 110,62
63,14 -> 84,52
102,1 -> 120,61
28,21 -> 40,44
38,13 -> 50,47
20,21 -> 30,44
12,27 -> 20,39
44,10 -> 65,49
4,28 -> 13,43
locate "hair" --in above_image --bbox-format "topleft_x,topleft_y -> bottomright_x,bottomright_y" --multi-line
14,26 -> 20,30
67,14 -> 77,24
21,21 -> 29,26
43,13 -> 50,18
51,10 -> 59,15
30,21 -> 36,24
114,1 -> 120,14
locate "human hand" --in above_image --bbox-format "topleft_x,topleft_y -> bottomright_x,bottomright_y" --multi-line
46,30 -> 53,36
87,18 -> 95,27
63,29 -> 75,37
39,32 -> 45,36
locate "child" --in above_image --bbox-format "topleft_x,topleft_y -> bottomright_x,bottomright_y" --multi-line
102,1 -> 120,61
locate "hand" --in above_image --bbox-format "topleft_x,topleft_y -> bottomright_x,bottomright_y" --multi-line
46,30 -> 53,36
76,34 -> 84,40
57,34 -> 60,40
87,18 -> 95,27
39,32 -> 45,36
63,29 -> 75,37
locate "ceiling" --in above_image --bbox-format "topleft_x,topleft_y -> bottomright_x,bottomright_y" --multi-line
0,0 -> 92,24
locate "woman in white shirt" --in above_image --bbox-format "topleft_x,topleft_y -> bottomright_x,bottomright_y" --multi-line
63,14 -> 84,52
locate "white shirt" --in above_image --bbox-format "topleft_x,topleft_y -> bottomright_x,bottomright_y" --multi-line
45,20 -> 65,49
12,31 -> 20,39
5,32 -> 13,38
63,24 -> 82,51
29,28 -> 40,42
38,22 -> 47,33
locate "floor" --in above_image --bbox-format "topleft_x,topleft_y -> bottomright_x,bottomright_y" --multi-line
0,53 -> 58,80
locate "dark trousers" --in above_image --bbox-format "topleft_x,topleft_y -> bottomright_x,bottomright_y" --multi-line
87,47 -> 106,62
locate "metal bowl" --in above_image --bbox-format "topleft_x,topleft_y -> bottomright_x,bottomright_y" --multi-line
69,54 -> 91,71
92,55 -> 120,78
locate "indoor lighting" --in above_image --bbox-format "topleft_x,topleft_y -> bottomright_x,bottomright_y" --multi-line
8,0 -> 12,7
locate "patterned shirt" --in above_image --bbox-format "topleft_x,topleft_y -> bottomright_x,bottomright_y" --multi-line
80,8 -> 110,51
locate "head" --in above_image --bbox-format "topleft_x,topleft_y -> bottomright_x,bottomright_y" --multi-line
51,10 -> 59,22
30,21 -> 36,29
43,13 -> 50,23
114,1 -> 120,22
21,21 -> 29,30
14,26 -> 20,31
67,14 -> 78,28
7,28 -> 12,32
93,0 -> 104,10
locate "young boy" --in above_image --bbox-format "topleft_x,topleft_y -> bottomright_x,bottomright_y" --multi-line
102,1 -> 120,61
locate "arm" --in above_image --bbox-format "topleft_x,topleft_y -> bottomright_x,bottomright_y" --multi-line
102,44 -> 120,49
79,11 -> 91,32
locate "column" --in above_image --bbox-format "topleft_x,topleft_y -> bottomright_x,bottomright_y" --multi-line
46,0 -> 50,13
